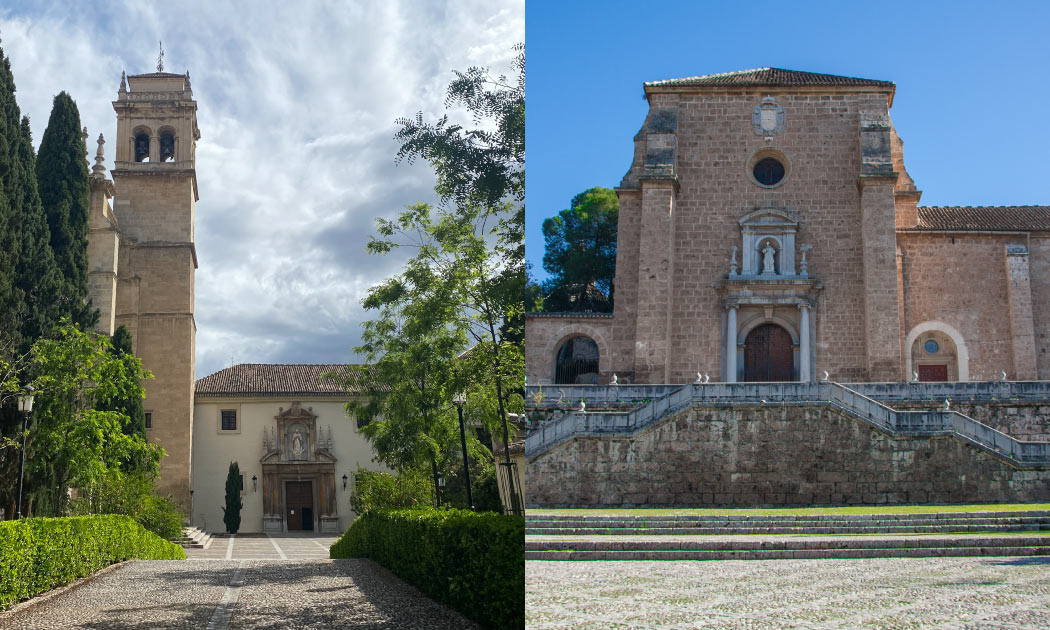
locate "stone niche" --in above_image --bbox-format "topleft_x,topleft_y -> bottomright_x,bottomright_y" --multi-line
260,402 -> 340,533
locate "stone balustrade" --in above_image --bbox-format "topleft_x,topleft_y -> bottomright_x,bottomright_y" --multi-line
525,381 -> 1050,468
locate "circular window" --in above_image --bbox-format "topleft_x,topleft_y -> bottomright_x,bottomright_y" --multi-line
924,339 -> 940,354
746,147 -> 792,189
753,158 -> 785,186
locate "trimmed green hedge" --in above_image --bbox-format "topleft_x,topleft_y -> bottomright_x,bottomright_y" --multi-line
0,514 -> 185,610
331,508 -> 524,629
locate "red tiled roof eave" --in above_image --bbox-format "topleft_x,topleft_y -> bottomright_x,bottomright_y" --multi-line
911,206 -> 1050,232
194,363 -> 385,397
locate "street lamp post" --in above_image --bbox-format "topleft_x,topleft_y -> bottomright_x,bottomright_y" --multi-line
453,394 -> 474,511
16,385 -> 35,519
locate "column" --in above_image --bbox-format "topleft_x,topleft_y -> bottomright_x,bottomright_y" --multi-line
149,135 -> 160,162
726,305 -> 738,383
799,303 -> 811,382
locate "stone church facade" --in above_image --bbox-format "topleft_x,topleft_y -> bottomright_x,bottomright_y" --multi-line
526,68 -> 1049,387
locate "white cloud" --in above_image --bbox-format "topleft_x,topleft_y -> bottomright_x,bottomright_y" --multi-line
0,0 -> 523,377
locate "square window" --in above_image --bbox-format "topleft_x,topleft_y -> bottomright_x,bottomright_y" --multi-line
221,410 -> 237,431
145,412 -> 152,429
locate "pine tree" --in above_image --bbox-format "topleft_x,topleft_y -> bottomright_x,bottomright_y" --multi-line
222,461 -> 242,534
36,91 -> 96,330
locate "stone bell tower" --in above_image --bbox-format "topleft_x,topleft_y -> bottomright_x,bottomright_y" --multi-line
103,69 -> 200,507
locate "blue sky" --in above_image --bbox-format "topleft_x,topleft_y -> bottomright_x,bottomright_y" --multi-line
525,1 -> 1050,282
1,1 -> 523,377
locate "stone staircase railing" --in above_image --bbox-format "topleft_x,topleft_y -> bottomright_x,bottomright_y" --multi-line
525,382 -> 1050,467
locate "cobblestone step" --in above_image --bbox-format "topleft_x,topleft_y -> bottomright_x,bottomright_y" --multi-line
525,535 -> 1050,560
528,516 -> 1050,527
527,524 -> 1050,535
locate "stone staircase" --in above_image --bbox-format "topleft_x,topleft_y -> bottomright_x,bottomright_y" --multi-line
179,526 -> 212,549
525,510 -> 1050,560
525,382 -> 1050,467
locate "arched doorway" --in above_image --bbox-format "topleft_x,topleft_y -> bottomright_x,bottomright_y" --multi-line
554,336 -> 600,384
744,324 -> 794,381
911,330 -> 958,382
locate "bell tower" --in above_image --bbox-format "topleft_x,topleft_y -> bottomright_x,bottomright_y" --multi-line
110,69 -> 200,507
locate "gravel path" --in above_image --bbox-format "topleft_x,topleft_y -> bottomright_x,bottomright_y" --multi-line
1,559 -> 476,629
526,556 -> 1050,629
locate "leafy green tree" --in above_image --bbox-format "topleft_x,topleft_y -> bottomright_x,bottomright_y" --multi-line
222,461 -> 242,534
95,325 -> 146,439
541,186 -> 619,312
36,91 -> 96,330
349,467 -> 434,513
25,323 -> 161,516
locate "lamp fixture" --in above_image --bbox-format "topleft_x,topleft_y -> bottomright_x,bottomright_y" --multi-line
342,474 -> 349,490
251,474 -> 258,492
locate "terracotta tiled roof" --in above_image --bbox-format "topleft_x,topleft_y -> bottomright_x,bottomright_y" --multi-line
195,363 -> 380,397
913,206 -> 1050,232
645,68 -> 893,88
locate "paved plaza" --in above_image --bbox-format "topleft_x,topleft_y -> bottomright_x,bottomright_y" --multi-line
526,556 -> 1050,629
1,535 -> 476,629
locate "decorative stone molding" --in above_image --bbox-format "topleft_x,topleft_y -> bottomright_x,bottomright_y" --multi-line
752,96 -> 785,138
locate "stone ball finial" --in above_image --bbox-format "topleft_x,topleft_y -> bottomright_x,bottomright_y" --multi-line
610,373 -> 618,385
943,399 -> 951,411
578,399 -> 586,413
91,133 -> 107,177
820,370 -> 829,382
912,371 -> 919,382
1000,370 -> 1008,382
695,372 -> 703,384
119,70 -> 127,92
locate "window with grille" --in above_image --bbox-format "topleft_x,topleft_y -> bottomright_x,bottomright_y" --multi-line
145,412 -> 152,429
221,410 -> 237,431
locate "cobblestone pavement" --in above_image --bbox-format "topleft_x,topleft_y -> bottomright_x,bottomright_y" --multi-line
526,556 -> 1050,629
2,559 -> 476,629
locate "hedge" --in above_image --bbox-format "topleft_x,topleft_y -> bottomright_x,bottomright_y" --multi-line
0,514 -> 185,610
331,508 -> 524,629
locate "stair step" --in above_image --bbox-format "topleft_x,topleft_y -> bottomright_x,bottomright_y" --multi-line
525,546 -> 1050,561
527,525 -> 1050,536
526,510 -> 1050,523
526,536 -> 1050,551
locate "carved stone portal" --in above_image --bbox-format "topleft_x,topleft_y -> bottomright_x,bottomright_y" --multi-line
260,402 -> 340,533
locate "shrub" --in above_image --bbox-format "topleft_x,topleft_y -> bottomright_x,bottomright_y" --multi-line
350,467 -> 433,513
69,471 -> 185,540
331,508 -> 524,629
0,514 -> 184,610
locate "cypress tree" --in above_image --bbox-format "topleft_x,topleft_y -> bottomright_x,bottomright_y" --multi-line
36,91 -> 96,330
222,461 -> 243,534
0,44 -> 24,352
14,115 -> 64,351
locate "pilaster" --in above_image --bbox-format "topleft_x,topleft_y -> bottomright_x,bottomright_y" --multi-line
634,179 -> 677,382
1005,245 -> 1038,379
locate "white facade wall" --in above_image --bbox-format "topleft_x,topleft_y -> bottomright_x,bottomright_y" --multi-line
191,397 -> 382,534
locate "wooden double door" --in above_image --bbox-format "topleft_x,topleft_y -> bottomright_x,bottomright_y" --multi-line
285,480 -> 315,531
744,324 -> 795,382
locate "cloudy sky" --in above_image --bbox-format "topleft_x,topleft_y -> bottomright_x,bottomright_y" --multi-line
0,0 -> 523,378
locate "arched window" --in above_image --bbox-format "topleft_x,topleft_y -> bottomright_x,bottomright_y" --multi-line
159,129 -> 175,162
554,336 -> 599,384
134,132 -> 150,162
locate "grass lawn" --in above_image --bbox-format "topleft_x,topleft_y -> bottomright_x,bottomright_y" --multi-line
529,503 -> 1050,517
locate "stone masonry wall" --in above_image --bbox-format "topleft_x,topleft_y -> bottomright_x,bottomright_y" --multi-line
1029,235 -> 1050,378
527,404 -> 1050,507
897,233 -> 1020,380
611,90 -> 896,383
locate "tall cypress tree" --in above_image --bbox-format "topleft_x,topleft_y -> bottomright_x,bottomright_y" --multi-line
36,91 -> 96,330
0,44 -> 25,352
14,115 -> 63,351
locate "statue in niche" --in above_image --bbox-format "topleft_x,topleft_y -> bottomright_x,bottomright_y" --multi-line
761,243 -> 777,274
291,429 -> 305,459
